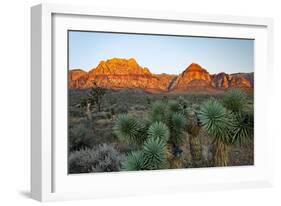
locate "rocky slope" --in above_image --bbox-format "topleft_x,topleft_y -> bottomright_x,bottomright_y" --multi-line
69,58 -> 253,93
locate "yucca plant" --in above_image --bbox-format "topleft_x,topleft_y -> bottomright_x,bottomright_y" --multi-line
223,89 -> 247,113
147,121 -> 170,143
198,99 -> 233,166
122,151 -> 145,171
113,114 -> 146,145
143,138 -> 167,170
230,111 -> 254,145
150,101 -> 167,123
167,100 -> 182,113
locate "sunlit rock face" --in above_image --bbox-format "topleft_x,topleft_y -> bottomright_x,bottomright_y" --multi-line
69,58 -> 253,93
170,63 -> 212,91
69,69 -> 88,88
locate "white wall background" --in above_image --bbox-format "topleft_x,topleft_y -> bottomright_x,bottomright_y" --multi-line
0,0 -> 280,205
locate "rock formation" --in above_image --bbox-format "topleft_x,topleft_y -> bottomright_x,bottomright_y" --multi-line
69,58 -> 253,93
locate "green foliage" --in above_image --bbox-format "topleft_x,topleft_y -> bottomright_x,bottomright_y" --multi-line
113,114 -> 145,145
143,138 -> 167,170
168,100 -> 182,113
147,122 -> 170,142
198,99 -> 233,144
122,151 -> 145,171
150,101 -> 167,122
169,112 -> 186,144
69,124 -> 94,151
230,111 -> 254,145
68,144 -> 124,173
223,89 -> 247,113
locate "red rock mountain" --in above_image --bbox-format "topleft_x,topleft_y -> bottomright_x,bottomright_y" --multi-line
69,58 -> 253,93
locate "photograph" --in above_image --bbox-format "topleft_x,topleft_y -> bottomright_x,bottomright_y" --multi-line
67,31 -> 254,174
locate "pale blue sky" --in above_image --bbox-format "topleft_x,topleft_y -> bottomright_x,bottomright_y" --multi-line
68,31 -> 254,74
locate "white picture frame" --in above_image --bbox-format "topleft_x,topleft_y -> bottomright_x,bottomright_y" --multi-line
31,3 -> 274,202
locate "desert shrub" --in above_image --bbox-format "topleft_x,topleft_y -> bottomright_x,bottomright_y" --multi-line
106,112 -> 112,119
68,144 -> 124,174
167,100 -> 182,113
222,89 -> 247,112
92,111 -> 110,119
178,96 -> 188,109
150,101 -> 167,122
69,106 -> 85,117
110,107 -> 115,116
69,124 -> 94,151
115,104 -> 129,114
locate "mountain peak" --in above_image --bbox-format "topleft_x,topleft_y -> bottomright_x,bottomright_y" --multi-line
184,63 -> 208,73
69,59 -> 253,92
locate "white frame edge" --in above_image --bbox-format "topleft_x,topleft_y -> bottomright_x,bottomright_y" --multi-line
31,3 -> 274,202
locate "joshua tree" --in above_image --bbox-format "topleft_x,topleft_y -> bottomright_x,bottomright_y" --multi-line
88,81 -> 107,112
199,89 -> 253,166
114,100 -> 188,171
198,99 -> 233,166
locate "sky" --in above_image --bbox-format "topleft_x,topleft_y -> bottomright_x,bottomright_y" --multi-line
68,31 -> 254,74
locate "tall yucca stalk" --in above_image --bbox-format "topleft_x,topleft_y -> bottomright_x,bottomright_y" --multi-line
198,99 -> 233,166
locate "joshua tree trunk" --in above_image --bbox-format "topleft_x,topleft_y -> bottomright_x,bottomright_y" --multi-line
85,102 -> 92,121
189,135 -> 202,162
186,111 -> 202,164
214,141 -> 229,166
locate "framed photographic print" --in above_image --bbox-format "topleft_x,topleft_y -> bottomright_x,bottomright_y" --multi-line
31,3 -> 274,201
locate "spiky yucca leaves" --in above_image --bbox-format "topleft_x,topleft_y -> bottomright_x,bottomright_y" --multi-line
143,138 -> 167,170
168,112 -> 186,145
122,151 -> 145,171
113,114 -> 145,145
150,101 -> 167,123
147,122 -> 170,143
223,89 -> 247,113
198,99 -> 233,166
230,111 -> 254,145
198,100 -> 233,144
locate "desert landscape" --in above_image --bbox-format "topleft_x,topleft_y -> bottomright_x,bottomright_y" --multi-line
68,57 -> 254,174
